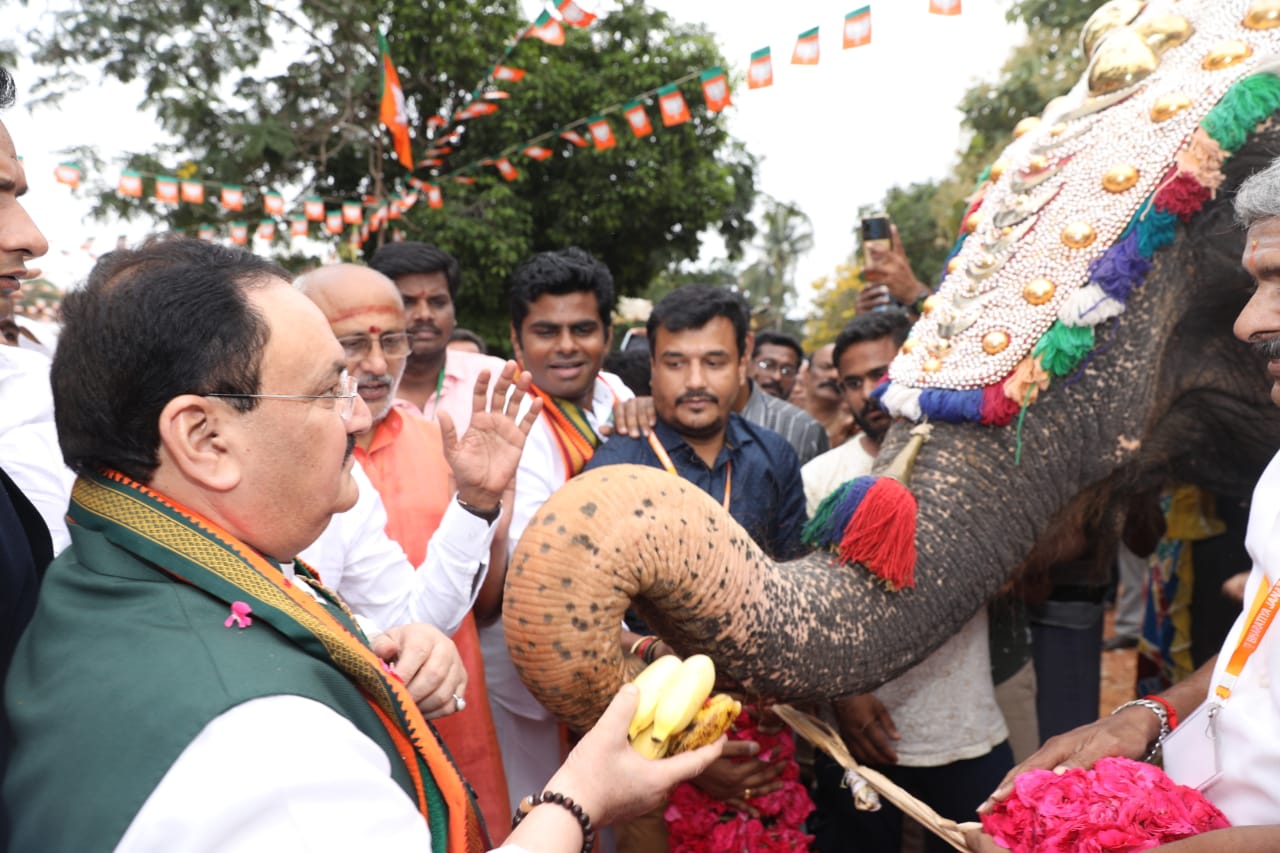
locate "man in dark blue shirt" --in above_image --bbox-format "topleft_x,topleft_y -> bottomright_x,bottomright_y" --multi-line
583,285 -> 808,561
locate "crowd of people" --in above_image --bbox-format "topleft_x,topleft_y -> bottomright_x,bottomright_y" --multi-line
3,51 -> 1280,853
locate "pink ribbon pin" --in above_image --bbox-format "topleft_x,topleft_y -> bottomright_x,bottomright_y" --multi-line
224,601 -> 254,629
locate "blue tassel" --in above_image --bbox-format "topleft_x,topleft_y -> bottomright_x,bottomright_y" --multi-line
919,388 -> 984,423
802,476 -> 876,549
1088,231 -> 1150,303
1136,208 -> 1178,258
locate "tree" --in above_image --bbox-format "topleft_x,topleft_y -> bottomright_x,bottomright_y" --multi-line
804,259 -> 863,350
22,0 -> 757,343
739,198 -> 813,330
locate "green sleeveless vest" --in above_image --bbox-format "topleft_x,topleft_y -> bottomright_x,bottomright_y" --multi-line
3,524 -> 415,851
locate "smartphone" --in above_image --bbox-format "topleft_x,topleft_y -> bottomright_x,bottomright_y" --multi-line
861,215 -> 893,311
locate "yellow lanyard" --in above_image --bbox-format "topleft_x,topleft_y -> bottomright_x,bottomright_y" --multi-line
646,431 -> 731,510
1214,571 -> 1280,702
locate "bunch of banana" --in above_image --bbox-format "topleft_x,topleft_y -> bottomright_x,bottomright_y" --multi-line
628,653 -> 742,759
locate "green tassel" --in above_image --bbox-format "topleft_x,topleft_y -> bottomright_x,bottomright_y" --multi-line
1033,322 -> 1095,377
1202,73 -> 1280,153
802,479 -> 854,545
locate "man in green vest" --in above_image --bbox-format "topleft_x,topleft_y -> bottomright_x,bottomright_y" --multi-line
3,238 -> 724,852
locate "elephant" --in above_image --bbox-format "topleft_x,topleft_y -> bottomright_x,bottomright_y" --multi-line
503,1 -> 1280,734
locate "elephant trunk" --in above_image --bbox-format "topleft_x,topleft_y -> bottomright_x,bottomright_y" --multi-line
503,462 -> 1012,732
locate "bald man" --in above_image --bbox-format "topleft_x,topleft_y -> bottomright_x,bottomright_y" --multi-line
297,264 -> 532,839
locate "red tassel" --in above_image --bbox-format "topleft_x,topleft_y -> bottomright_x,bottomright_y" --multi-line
837,478 -> 918,590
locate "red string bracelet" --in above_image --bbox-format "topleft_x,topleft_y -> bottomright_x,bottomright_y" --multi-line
1143,694 -> 1178,731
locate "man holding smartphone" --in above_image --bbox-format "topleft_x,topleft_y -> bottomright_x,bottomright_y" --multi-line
856,218 -> 932,316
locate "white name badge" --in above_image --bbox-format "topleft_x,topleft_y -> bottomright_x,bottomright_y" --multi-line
1161,700 -> 1223,793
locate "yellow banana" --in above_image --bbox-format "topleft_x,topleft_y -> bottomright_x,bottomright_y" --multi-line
665,694 -> 742,755
650,654 -> 716,743
629,723 -> 670,759
628,655 -> 682,740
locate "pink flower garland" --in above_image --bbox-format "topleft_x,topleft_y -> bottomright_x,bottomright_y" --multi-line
981,757 -> 1229,852
664,709 -> 815,852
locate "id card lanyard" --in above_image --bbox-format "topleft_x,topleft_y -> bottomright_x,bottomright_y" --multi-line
1213,571 -> 1280,702
646,431 -> 731,511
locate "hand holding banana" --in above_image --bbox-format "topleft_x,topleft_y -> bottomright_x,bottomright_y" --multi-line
628,654 -> 741,759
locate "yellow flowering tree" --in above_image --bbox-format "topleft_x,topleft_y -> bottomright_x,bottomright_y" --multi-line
803,258 -> 864,351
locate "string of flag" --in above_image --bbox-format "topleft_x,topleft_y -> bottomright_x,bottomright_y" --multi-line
53,0 -> 962,246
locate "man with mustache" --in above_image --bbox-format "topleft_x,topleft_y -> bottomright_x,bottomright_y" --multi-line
369,241 -> 507,433
802,310 -> 1012,853
795,341 -> 855,449
297,263 -> 532,838
735,332 -> 828,466
748,330 -> 804,399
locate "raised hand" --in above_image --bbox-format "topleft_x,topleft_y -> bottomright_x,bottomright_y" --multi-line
438,360 -> 542,513
863,224 -> 930,308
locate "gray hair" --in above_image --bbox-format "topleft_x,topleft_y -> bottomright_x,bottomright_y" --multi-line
1234,155 -> 1280,229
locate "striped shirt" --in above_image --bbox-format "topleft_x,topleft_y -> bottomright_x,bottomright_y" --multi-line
739,380 -> 829,465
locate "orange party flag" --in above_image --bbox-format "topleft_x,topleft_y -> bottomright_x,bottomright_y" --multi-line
495,158 -> 520,181
587,116 -> 616,150
623,100 -> 653,137
221,185 -> 244,211
556,0 -> 595,27
154,176 -> 179,205
525,146 -> 554,161
378,33 -> 414,169
844,7 -> 872,48
700,67 -> 731,112
493,65 -> 526,82
657,84 -> 690,127
527,11 -> 565,45
748,48 -> 774,89
792,27 -> 820,64
561,129 -> 589,147
180,180 -> 205,204
426,184 -> 443,209
263,190 -> 285,216
929,0 -> 961,14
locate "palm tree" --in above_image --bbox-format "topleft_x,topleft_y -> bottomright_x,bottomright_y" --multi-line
740,198 -> 814,329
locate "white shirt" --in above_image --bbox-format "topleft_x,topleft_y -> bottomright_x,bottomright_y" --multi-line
0,418 -> 74,553
298,461 -> 497,637
479,373 -> 631,720
1166,450 -> 1280,824
119,695 -> 533,853
0,344 -> 54,433
801,437 -> 1008,766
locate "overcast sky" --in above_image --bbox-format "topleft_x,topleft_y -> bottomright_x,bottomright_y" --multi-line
7,1 -> 1025,306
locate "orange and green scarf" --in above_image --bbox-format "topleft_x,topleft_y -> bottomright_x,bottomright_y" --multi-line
530,384 -> 608,476
70,471 -> 485,853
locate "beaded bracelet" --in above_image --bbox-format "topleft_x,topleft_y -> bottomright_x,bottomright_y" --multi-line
511,790 -> 594,853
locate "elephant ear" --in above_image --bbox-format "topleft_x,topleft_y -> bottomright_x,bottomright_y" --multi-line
801,424 -> 932,590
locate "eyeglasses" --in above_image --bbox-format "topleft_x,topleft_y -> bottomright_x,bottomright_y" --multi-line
337,331 -> 411,360
754,358 -> 797,377
204,370 -> 360,421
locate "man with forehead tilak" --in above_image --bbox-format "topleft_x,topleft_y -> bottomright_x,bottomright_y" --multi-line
298,263 -> 534,839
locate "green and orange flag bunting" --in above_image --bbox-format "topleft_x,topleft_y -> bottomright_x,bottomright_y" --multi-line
155,176 -> 179,205
118,171 -> 143,198
792,27 -> 820,64
561,129 -> 588,147
230,221 -> 249,245
483,91 -> 511,100
420,158 -> 444,167
180,180 -> 204,204
700,67 -> 731,112
587,116 -> 616,150
378,32 -> 414,169
54,163 -> 81,189
929,0 -> 961,14
221,185 -> 244,211
426,185 -> 443,208
495,158 -> 520,181
623,99 -> 653,137
198,224 -> 216,241
290,216 -> 308,237
454,176 -> 476,185
257,219 -> 276,240
427,116 -> 447,130
527,11 -> 566,45
657,84 -> 691,127
493,65 -> 526,82
325,210 -> 343,234
263,191 -> 285,216
556,0 -> 595,27
844,6 -> 872,47
342,201 -> 363,225
524,145 -> 554,161
304,197 -> 325,221
748,48 -> 774,89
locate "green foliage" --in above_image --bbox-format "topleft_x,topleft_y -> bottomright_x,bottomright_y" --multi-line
739,198 -> 813,330
804,259 -> 862,350
22,0 -> 757,344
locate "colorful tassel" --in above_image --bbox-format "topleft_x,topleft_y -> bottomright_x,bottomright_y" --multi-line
802,479 -> 858,548
1033,322 -> 1095,377
1088,231 -> 1150,302
837,478 -> 918,590
979,383 -> 1021,426
1201,73 -> 1280,153
919,388 -> 983,423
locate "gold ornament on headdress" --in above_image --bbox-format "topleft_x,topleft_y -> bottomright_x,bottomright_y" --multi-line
1243,0 -> 1280,31
1081,0 -> 1148,58
1151,93 -> 1194,122
1103,164 -> 1140,193
1202,40 -> 1254,71
1134,15 -> 1194,55
1061,221 -> 1098,249
1088,28 -> 1160,96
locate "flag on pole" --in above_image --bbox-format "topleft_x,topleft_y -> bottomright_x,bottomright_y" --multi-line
118,171 -> 143,198
198,225 -> 216,241
561,129 -> 589,147
155,176 -> 180,205
748,48 -> 774,89
230,221 -> 249,245
257,219 -> 276,241
524,145 -> 554,161
493,65 -> 526,82
556,0 -> 595,27
304,197 -> 325,221
527,11 -> 566,45
54,163 -> 81,189
342,201 -> 363,225
844,6 -> 872,47
263,191 -> 285,216
929,0 -> 961,14
495,158 -> 520,181
657,84 -> 691,127
426,184 -> 443,209
325,210 -> 343,234
180,180 -> 205,204
700,67 -> 731,112
587,116 -> 616,150
792,27 -> 820,64
290,216 -> 308,237
378,32 -> 414,169
623,100 -> 653,137
221,185 -> 244,211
